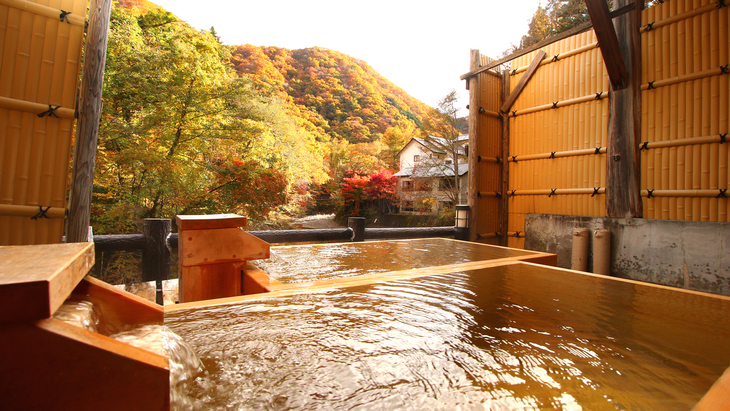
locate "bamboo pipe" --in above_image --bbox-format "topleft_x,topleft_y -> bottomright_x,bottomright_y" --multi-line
642,189 -> 729,197
642,66 -> 728,91
480,109 -> 501,118
640,2 -> 719,34
0,0 -> 86,27
592,229 -> 611,275
0,204 -> 66,218
640,134 -> 728,149
511,42 -> 600,75
508,188 -> 606,196
571,227 -> 590,272
0,96 -> 75,119
510,147 -> 607,162
511,91 -> 609,117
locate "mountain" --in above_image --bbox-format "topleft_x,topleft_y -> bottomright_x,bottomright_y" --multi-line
231,45 -> 431,144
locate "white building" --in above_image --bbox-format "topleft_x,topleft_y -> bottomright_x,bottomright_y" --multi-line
393,135 -> 468,212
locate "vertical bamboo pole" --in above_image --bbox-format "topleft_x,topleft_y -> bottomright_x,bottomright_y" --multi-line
66,0 -> 112,243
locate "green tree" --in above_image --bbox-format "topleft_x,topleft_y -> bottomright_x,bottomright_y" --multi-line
512,0 -> 597,52
421,90 -> 466,205
95,6 -> 326,232
382,120 -> 422,170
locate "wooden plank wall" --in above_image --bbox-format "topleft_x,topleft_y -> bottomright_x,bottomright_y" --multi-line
473,0 -> 729,248
0,0 -> 87,245
474,54 -> 502,245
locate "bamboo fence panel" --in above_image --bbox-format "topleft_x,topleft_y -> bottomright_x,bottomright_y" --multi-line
0,0 -> 86,245
505,29 -> 608,248
474,54 -> 502,245
473,0 -> 729,250
639,0 -> 729,222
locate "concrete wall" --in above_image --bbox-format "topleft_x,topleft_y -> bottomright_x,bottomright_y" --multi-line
524,214 -> 730,296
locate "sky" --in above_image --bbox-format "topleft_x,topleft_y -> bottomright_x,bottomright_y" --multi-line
151,0 -> 541,115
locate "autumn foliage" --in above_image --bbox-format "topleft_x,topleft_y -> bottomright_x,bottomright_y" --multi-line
338,170 -> 397,219
95,2 -> 436,237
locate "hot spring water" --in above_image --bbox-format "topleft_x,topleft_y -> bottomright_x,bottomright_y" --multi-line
255,238 -> 534,284
165,263 -> 730,409
53,300 -> 204,409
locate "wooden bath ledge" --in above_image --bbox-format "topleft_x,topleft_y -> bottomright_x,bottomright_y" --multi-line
0,242 -> 95,323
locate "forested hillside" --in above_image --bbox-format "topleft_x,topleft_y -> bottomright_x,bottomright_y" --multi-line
231,45 -> 430,144
93,2 -> 431,236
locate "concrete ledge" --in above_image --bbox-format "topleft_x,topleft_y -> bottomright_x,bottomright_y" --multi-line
524,214 -> 730,296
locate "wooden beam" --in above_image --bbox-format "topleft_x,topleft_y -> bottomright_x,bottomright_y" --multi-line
500,50 -> 546,113
585,0 -> 629,89
460,2 -> 636,80
467,50 -> 480,242
606,0 -> 643,218
66,0 -> 113,243
500,69 -> 511,247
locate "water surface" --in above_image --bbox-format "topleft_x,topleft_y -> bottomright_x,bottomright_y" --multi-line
254,238 -> 532,283
166,264 -> 730,410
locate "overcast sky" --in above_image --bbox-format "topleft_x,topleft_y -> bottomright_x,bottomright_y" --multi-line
151,0 -> 541,114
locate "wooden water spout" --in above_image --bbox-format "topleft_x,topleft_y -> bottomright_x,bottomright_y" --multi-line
177,214 -> 271,303
0,243 -> 169,410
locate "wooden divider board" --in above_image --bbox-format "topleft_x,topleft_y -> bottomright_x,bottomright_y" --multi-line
0,242 -> 94,323
167,245 -> 557,313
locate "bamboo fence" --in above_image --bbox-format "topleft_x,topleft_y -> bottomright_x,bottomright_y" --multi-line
0,0 -> 87,245
471,0 -> 729,248
474,54 -> 502,245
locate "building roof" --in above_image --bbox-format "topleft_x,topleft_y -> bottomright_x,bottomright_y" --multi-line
394,163 -> 469,178
395,135 -> 469,158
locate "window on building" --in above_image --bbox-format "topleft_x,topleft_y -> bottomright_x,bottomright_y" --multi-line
402,180 -> 413,191
413,155 -> 420,163
439,178 -> 452,190
403,201 -> 414,211
417,180 -> 431,191
445,158 -> 453,165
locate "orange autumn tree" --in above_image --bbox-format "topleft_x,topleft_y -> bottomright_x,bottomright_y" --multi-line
337,169 -> 397,220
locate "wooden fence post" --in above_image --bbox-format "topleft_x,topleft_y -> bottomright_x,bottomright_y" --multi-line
500,69 -> 511,247
142,219 -> 171,305
605,0 -> 644,218
66,0 -> 113,242
467,49 -> 480,242
348,217 -> 365,242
